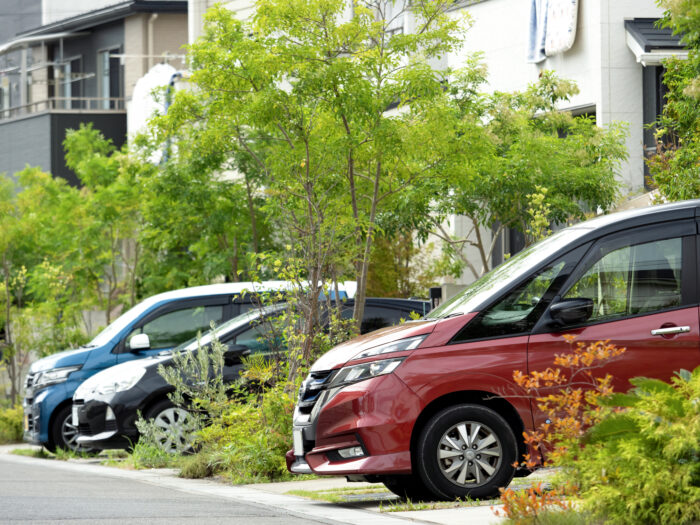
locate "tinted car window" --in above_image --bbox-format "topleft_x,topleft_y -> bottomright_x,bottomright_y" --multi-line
564,237 -> 682,322
235,321 -> 281,354
453,260 -> 567,341
128,305 -> 224,350
340,305 -> 416,334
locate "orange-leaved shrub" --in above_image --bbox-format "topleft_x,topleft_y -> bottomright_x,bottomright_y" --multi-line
493,336 -> 625,524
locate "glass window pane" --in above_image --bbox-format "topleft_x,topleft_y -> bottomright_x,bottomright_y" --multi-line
235,322 -> 275,354
128,305 -> 223,350
564,237 -> 681,322
455,260 -> 567,341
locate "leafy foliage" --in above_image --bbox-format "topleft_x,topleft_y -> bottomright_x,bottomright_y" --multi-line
648,1 -> 700,199
573,367 -> 700,525
496,337 -> 626,523
0,404 -> 23,443
425,70 -> 626,280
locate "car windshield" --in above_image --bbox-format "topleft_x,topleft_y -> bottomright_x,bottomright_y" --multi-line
167,304 -> 286,354
86,298 -> 161,348
425,227 -> 591,320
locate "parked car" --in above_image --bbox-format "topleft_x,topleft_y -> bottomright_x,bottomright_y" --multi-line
23,281 -> 328,452
72,298 -> 430,452
287,201 -> 700,501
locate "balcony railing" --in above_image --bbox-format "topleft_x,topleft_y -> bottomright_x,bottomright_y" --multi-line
0,97 -> 125,120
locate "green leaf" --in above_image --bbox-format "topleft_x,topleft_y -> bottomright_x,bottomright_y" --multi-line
584,414 -> 640,444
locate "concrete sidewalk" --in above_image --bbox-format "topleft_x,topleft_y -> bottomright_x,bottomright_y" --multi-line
1,444 -> 510,524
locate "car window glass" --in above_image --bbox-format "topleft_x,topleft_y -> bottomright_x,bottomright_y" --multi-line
563,237 -> 682,322
128,305 -> 223,350
454,261 -> 567,341
235,321 -> 277,354
361,306 -> 410,334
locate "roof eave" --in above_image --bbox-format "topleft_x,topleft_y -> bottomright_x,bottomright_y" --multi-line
17,1 -> 187,38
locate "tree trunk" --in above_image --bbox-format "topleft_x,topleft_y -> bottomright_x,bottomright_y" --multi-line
352,159 -> 382,328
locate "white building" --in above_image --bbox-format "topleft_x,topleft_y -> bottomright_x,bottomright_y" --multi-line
186,0 -> 687,287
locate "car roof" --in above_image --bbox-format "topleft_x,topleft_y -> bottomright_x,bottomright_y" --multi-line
146,281 -> 293,304
566,200 -> 700,240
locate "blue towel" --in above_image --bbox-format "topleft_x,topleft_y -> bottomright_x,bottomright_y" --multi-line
527,0 -> 548,63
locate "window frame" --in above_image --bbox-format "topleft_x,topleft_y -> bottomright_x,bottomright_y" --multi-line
532,220 -> 697,334
113,296 -> 231,354
449,242 -> 592,344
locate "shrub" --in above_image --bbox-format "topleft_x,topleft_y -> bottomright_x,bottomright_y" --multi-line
573,367 -> 700,525
188,383 -> 297,483
0,405 -> 23,444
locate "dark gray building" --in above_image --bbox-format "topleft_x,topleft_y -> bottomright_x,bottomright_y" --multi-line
0,1 -> 187,184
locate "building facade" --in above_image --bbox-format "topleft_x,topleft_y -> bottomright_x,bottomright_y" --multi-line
0,0 -> 187,184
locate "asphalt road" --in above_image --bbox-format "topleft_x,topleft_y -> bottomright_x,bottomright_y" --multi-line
0,455 -> 330,525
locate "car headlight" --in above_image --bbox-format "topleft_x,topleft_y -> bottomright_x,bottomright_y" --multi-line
94,367 -> 147,396
351,335 -> 427,361
34,365 -> 82,389
328,358 -> 405,388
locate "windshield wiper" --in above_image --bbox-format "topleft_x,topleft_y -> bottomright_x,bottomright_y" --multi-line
441,312 -> 464,319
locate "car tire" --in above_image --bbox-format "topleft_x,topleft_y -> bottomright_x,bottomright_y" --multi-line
145,399 -> 197,454
381,474 -> 439,501
49,405 -> 99,455
415,404 -> 517,500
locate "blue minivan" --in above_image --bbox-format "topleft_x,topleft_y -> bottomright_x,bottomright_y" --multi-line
23,281 -> 307,451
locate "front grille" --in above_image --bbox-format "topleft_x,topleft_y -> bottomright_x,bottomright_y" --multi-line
297,370 -> 334,415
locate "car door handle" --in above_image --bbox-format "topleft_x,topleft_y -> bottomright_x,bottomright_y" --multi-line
650,326 -> 690,336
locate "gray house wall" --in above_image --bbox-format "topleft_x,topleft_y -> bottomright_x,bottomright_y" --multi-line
0,0 -> 42,109
0,113 -> 52,178
0,0 -> 42,40
0,112 -> 125,185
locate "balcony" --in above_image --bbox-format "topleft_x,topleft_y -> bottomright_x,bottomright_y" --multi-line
0,97 -> 125,121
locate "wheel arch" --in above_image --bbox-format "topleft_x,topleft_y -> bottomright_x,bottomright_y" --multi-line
410,390 -> 526,468
47,398 -> 74,448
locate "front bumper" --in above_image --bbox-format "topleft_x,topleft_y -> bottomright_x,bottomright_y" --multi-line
289,372 -> 422,476
73,393 -> 141,450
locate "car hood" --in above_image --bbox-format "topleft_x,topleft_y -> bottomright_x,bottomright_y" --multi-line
310,320 -> 437,372
74,354 -> 170,400
29,346 -> 94,373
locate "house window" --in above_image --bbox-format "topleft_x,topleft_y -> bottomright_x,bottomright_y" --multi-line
643,66 -> 669,189
57,56 -> 82,109
99,49 -> 121,109
384,0 -> 405,36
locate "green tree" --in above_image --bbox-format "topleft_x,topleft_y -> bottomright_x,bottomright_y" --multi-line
425,69 -> 627,280
0,168 -> 88,402
157,0 -> 467,380
64,124 -> 148,322
648,0 -> 700,200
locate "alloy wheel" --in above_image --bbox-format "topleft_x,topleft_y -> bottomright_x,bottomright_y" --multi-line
436,420 -> 502,487
152,407 -> 196,453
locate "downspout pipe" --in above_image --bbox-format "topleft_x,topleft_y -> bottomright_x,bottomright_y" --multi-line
161,71 -> 183,164
148,13 -> 158,69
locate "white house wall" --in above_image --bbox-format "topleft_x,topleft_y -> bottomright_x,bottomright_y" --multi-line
448,0 -> 664,193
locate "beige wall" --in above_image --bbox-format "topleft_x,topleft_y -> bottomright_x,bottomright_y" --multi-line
124,13 -> 187,100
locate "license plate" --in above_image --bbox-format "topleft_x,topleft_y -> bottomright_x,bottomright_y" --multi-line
293,429 -> 304,456
23,414 -> 29,432
71,405 -> 79,427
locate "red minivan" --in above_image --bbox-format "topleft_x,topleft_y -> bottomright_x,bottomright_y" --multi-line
287,201 -> 700,500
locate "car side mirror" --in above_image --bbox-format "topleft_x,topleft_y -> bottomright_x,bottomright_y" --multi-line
224,343 -> 251,365
128,333 -> 151,351
549,298 -> 593,326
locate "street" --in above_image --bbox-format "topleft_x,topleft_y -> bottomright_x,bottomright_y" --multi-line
0,454 -> 333,525
0,452 -> 459,525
